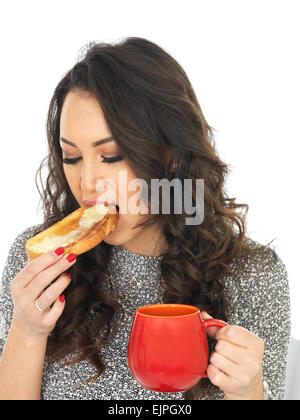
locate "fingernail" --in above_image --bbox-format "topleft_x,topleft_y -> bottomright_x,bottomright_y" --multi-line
66,253 -> 77,263
55,247 -> 64,256
66,272 -> 71,277
59,295 -> 65,303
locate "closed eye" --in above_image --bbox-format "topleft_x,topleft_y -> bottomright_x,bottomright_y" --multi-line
101,155 -> 123,164
62,155 -> 123,165
61,157 -> 81,165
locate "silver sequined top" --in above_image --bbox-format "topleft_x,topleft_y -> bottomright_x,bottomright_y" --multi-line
0,225 -> 291,400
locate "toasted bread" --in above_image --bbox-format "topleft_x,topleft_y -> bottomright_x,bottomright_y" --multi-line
25,204 -> 118,260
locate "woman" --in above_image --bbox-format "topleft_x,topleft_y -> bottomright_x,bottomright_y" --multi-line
0,37 -> 290,400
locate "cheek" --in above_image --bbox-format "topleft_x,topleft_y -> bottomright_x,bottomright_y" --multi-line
64,167 -> 81,197
105,211 -> 146,245
118,208 -> 140,227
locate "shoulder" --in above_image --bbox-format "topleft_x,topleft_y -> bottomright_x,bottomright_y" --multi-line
222,236 -> 290,316
226,236 -> 288,287
1,224 -> 43,284
6,223 -> 43,259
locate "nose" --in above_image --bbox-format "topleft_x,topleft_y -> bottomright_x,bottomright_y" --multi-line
80,163 -> 107,194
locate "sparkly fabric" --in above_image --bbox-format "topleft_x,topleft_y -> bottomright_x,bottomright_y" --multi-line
0,225 -> 291,400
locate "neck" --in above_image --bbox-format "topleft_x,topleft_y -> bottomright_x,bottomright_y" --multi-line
120,228 -> 168,258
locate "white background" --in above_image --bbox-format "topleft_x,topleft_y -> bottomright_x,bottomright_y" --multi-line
0,0 -> 299,387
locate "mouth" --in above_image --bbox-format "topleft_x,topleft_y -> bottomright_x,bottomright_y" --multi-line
82,200 -> 120,214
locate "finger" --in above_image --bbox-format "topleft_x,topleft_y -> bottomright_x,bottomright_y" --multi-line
210,351 -> 239,378
207,363 -> 232,391
41,295 -> 66,329
201,311 -> 212,320
13,247 -> 66,289
216,325 -> 259,348
26,253 -> 76,299
37,273 -> 71,310
201,311 -> 222,339
215,339 -> 247,366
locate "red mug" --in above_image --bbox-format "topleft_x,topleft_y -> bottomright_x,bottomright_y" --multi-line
127,303 -> 228,393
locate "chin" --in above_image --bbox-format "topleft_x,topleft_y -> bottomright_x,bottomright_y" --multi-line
103,237 -> 118,245
102,228 -> 121,245
103,226 -> 133,247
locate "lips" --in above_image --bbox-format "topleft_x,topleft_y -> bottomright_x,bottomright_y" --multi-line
83,200 -> 119,213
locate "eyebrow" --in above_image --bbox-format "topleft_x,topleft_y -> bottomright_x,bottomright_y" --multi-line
59,136 -> 114,148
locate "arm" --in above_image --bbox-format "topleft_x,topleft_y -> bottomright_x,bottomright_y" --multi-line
235,248 -> 291,400
0,322 -> 47,400
0,229 -> 45,400
255,253 -> 291,400
204,247 -> 291,400
0,230 -> 75,400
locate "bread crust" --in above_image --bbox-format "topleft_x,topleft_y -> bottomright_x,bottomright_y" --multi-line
25,205 -> 118,260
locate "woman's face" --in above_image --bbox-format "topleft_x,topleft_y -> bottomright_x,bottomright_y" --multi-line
59,89 -> 166,256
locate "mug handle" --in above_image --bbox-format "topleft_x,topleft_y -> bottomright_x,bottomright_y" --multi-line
202,319 -> 228,378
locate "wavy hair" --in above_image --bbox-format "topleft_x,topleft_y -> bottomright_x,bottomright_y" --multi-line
34,37 -> 256,399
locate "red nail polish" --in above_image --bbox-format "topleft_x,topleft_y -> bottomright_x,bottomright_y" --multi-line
59,295 -> 65,303
67,253 -> 77,263
66,272 -> 71,277
55,247 -> 64,255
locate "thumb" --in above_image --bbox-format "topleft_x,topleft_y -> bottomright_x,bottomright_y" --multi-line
201,311 -> 219,339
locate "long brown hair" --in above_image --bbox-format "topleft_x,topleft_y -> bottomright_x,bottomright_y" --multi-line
35,37 -> 256,399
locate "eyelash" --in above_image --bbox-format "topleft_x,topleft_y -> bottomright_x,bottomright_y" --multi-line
62,155 -> 123,165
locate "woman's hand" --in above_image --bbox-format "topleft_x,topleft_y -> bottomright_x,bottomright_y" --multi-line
202,311 -> 265,400
10,247 -> 76,342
